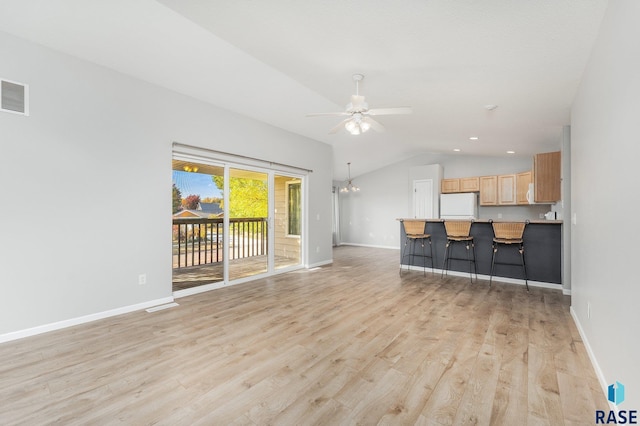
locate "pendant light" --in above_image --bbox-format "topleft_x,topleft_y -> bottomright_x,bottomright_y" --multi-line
340,162 -> 360,193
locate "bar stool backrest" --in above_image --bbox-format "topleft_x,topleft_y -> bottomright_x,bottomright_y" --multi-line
492,222 -> 526,240
444,221 -> 472,237
402,220 -> 427,236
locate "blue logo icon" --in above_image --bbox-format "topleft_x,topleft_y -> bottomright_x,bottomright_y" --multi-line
608,381 -> 625,405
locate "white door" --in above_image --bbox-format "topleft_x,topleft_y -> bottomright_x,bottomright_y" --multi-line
413,179 -> 434,218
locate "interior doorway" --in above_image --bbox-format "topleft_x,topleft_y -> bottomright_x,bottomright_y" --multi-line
412,179 -> 434,219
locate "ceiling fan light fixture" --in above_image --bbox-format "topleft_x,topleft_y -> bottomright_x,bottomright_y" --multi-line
345,120 -> 360,135
345,113 -> 371,135
307,74 -> 410,134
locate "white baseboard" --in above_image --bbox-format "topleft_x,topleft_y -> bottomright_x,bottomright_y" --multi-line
0,296 -> 174,344
307,259 -> 333,268
562,288 -> 572,296
339,242 -> 400,250
570,306 -> 610,407
174,281 -> 228,298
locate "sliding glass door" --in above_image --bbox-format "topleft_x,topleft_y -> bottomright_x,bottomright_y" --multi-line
172,160 -> 225,292
228,167 -> 269,281
172,156 -> 304,293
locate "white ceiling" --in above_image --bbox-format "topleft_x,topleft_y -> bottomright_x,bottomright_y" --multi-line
0,0 -> 608,180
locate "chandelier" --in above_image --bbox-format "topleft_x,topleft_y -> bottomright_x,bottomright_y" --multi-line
340,162 -> 360,193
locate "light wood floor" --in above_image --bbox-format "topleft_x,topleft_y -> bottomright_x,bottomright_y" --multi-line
0,246 -> 607,425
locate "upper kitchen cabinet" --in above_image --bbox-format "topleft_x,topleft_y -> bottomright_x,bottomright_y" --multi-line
441,178 -> 460,193
460,177 -> 480,192
479,176 -> 497,205
516,171 -> 532,205
497,174 -> 516,205
533,151 -> 561,203
441,177 -> 479,193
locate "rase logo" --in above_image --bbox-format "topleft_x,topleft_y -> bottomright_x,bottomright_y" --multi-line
610,382 -> 626,406
596,381 -> 637,424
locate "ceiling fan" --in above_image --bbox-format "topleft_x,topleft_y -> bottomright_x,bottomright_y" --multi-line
307,74 -> 412,135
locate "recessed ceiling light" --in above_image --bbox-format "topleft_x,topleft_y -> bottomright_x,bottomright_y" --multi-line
506,150 -> 515,154
485,104 -> 498,111
453,148 -> 461,152
469,136 -> 479,141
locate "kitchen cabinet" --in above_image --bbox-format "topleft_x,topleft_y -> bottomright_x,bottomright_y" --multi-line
460,177 -> 480,192
441,178 -> 460,193
533,151 -> 561,203
498,174 -> 516,205
479,176 -> 497,205
441,177 -> 479,193
516,171 -> 532,205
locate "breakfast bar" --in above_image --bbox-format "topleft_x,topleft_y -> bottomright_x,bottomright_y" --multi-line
399,219 -> 562,284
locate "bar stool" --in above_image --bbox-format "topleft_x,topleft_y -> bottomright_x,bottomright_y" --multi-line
400,219 -> 434,276
441,220 -> 477,283
490,221 -> 528,291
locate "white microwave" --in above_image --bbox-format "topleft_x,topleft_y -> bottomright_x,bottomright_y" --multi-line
526,183 -> 552,204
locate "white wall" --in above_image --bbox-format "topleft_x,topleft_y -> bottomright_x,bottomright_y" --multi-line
571,0 -> 640,408
560,125 -> 572,293
339,152 -> 552,248
0,32 -> 333,337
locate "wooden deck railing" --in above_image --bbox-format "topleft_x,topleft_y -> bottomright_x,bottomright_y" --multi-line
172,217 -> 267,268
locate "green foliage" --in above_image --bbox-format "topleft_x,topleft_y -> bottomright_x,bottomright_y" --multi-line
213,175 -> 267,218
201,196 -> 223,204
172,183 -> 182,214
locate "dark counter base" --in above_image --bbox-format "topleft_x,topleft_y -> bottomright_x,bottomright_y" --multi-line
400,221 -> 562,284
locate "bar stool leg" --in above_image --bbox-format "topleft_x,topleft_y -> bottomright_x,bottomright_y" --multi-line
471,240 -> 478,282
400,237 -> 407,275
428,237 -> 434,275
410,238 -> 415,274
465,241 -> 473,283
420,239 -> 426,276
462,240 -> 477,283
520,242 -> 529,291
441,240 -> 451,278
489,242 -> 497,287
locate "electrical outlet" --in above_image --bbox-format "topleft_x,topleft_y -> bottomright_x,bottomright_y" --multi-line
138,273 -> 147,285
539,213 -> 544,219
587,302 -> 591,319
497,213 -> 502,219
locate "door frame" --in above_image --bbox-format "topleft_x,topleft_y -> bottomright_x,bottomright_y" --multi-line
172,151 -> 307,298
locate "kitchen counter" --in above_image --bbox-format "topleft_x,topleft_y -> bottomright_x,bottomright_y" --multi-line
399,219 -> 562,284
398,218 -> 563,224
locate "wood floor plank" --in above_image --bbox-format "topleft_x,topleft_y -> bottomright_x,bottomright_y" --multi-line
0,246 -> 608,425
527,343 -> 564,426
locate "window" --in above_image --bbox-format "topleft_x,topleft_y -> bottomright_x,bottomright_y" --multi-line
287,181 -> 301,236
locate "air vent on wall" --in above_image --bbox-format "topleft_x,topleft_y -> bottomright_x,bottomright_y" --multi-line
1,79 -> 29,116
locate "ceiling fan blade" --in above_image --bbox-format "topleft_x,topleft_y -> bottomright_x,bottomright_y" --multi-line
363,117 -> 385,133
306,112 -> 351,117
367,106 -> 413,116
329,118 -> 351,134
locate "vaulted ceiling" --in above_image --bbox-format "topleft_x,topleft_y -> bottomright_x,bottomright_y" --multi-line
0,0 -> 608,180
